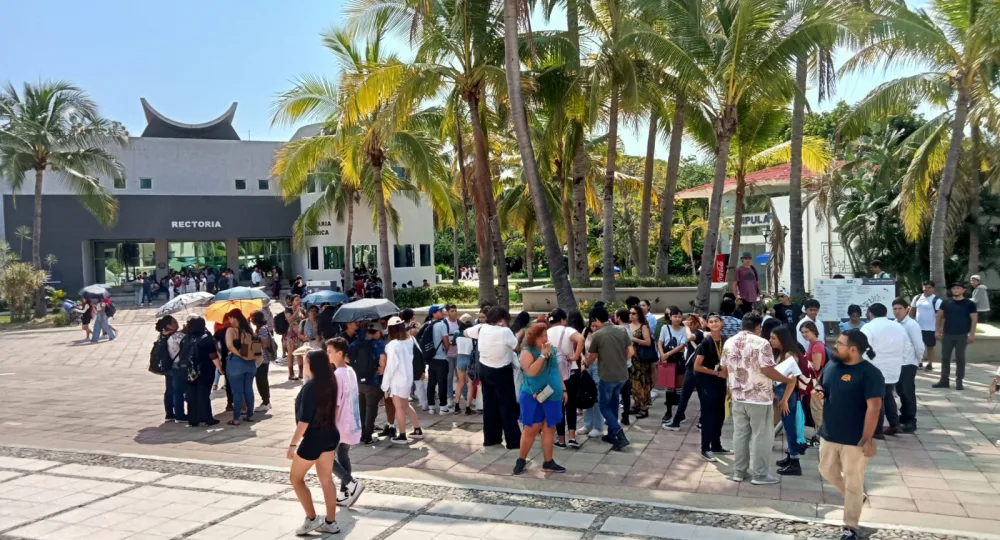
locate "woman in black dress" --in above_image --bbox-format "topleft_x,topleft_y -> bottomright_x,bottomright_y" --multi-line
287,350 -> 341,535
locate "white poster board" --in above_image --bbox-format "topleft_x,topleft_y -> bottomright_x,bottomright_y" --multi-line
812,278 -> 896,322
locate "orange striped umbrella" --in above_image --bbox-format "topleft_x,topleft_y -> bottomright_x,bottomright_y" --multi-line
204,299 -> 263,324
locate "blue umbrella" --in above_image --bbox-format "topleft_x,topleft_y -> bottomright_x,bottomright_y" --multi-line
755,253 -> 771,264
213,286 -> 270,302
303,290 -> 350,306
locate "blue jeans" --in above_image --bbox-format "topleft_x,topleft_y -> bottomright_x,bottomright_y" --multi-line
776,383 -> 799,458
582,363 -> 602,430
142,289 -> 153,304
169,371 -> 188,420
598,379 -> 625,435
227,354 -> 256,421
91,312 -> 115,342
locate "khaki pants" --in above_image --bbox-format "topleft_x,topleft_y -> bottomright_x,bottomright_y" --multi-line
818,438 -> 869,529
811,397 -> 824,433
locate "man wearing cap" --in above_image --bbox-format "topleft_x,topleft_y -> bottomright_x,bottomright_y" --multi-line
773,288 -> 802,327
735,252 -> 760,315
932,282 -> 978,390
426,305 -> 450,415
970,275 -> 991,320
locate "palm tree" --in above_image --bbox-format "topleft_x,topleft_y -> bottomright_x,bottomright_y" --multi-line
838,0 -> 1000,287
672,201 -> 707,276
13,225 -> 30,259
270,22 -> 453,303
0,81 -> 126,317
501,0 -> 577,309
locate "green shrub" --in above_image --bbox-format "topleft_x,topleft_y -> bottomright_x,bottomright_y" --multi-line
435,264 -> 454,280
53,311 -> 71,327
394,287 -> 436,309
393,284 -> 481,309
436,285 -> 480,304
0,262 -> 47,321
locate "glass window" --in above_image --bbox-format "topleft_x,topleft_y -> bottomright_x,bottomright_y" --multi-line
308,247 -> 320,270
167,241 -> 227,275
113,177 -> 126,189
235,179 -> 246,190
237,238 -> 292,281
306,176 -> 317,193
351,245 -> 377,270
139,178 -> 152,190
393,244 -> 415,268
92,241 -> 156,285
258,179 -> 269,191
419,244 -> 432,267
323,246 -> 345,270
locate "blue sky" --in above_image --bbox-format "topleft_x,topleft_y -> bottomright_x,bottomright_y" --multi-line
1,0 -> 923,161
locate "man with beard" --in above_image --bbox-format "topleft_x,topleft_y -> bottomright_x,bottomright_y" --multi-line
815,329 -> 884,540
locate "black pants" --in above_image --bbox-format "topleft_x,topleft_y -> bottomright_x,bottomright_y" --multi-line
186,375 -> 214,425
427,359 -> 449,407
738,300 -> 755,315
556,375 -> 579,437
898,365 -> 918,427
621,378 -> 632,422
877,383 -> 899,433
220,354 -> 233,409
939,334 -> 968,384
696,374 -> 726,452
255,361 -> 271,405
669,365 -> 698,424
358,384 -> 383,441
479,363 -> 521,448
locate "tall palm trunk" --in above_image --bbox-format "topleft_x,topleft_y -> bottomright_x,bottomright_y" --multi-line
601,87 -> 620,302
656,97 -> 685,278
560,161 -> 576,280
345,197 -> 354,289
726,173 -> 747,288
455,121 -> 472,250
625,202 -> 639,272
464,92 -> 499,306
501,0 -> 575,309
372,162 -> 394,302
572,128 -> 589,285
638,111 -> 657,276
930,85 -> 969,288
694,113 -> 736,312
525,226 -> 535,285
453,227 -> 460,285
32,169 -> 46,318
788,55 -> 807,297
968,122 -> 981,277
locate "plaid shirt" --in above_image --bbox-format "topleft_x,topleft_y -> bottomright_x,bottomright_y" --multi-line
721,315 -> 742,339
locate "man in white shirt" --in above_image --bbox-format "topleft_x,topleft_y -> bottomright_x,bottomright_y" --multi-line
796,299 -> 821,353
861,302 -> 911,438
893,298 -> 924,433
910,281 -> 942,372
251,266 -> 262,287
463,306 -> 521,449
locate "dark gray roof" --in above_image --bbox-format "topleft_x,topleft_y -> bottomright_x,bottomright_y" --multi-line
140,98 -> 240,140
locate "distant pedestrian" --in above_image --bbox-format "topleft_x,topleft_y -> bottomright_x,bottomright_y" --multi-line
223,309 -> 257,425
910,281 -> 942,371
816,329 -> 883,540
839,304 -> 866,333
870,260 -> 891,279
719,299 -> 742,339
735,252 -> 761,314
796,299 -> 821,353
970,275 -> 991,319
250,311 -> 274,413
155,316 -> 182,422
381,317 -> 424,444
932,282 -> 978,390
251,266 -> 262,287
772,288 -> 802,327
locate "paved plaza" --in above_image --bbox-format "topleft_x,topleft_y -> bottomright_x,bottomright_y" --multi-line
2,306 -> 1000,538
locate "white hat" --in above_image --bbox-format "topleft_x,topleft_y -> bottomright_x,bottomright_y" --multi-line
970,274 -> 981,281
778,288 -> 789,297
387,315 -> 403,326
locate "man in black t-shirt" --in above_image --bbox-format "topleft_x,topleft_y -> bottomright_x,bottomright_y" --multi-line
772,289 -> 802,327
816,329 -> 884,540
932,282 -> 978,390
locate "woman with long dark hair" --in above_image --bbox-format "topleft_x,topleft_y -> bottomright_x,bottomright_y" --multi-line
224,309 -> 257,425
769,325 -> 803,475
288,350 -> 341,535
381,318 -> 423,443
182,316 -> 221,427
250,310 -> 274,412
627,306 -> 654,419
156,315 -> 183,422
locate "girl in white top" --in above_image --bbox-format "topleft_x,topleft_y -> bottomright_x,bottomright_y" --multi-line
381,317 -> 423,444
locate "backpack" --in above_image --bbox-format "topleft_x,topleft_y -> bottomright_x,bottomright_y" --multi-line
416,320 -> 444,362
104,300 -> 117,318
350,339 -> 379,384
149,334 -> 174,375
175,334 -> 205,382
274,312 -> 290,335
573,369 -> 598,409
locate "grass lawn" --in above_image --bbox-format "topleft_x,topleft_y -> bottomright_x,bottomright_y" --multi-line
0,313 -> 63,331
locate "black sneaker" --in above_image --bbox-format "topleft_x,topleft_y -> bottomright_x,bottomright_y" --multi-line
956,381 -> 964,390
700,450 -> 718,462
567,439 -> 580,449
410,428 -> 424,439
778,459 -> 802,476
465,407 -> 474,415
611,430 -> 631,451
712,447 -> 732,455
205,419 -> 221,427
900,423 -> 916,433
390,433 -> 408,445
513,458 -> 527,475
777,453 -> 792,467
931,381 -> 949,388
663,422 -> 681,431
601,433 -> 615,444
454,403 -> 461,413
841,528 -> 859,540
378,425 -> 396,438
621,416 -> 630,426
696,422 -> 702,430
554,440 -> 567,449
542,460 -> 566,473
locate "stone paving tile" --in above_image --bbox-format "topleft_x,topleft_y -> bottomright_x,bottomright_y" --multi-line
44,463 -> 166,483
0,456 -> 61,471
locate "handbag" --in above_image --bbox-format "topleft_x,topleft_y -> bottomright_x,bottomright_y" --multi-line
526,349 -> 557,403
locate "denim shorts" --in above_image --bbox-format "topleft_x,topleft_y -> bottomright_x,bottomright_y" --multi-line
456,354 -> 472,371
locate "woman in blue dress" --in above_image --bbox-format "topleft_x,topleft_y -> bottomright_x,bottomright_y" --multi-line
513,322 -> 567,476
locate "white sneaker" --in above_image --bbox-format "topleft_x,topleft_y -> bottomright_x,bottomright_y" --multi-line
341,479 -> 365,508
421,405 -> 430,412
316,519 -> 340,534
588,428 -> 602,438
651,389 -> 659,400
295,515 -> 324,535
256,403 -> 271,412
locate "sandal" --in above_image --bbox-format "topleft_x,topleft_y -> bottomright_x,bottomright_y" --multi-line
227,420 -> 241,426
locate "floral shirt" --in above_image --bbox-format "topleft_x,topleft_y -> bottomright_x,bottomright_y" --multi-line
720,330 -> 776,404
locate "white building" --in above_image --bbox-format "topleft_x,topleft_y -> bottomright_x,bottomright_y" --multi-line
676,163 -> 852,294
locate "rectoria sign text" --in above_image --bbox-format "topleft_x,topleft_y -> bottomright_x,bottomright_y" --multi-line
171,220 -> 222,228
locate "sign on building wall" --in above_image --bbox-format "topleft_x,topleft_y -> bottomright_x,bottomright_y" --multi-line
171,221 -> 222,228
819,242 -> 853,277
812,278 -> 896,322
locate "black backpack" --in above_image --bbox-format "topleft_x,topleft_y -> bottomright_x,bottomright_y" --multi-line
175,334 -> 205,382
274,312 -> 290,335
416,320 -> 444,362
149,334 -> 173,375
105,301 -> 117,318
350,339 -> 379,384
573,369 -> 598,409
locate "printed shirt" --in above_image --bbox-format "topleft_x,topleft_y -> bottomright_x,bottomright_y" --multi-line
720,330 -> 776,404
720,315 -> 742,339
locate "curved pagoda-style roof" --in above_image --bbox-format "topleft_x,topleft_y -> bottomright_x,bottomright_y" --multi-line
140,98 -> 240,140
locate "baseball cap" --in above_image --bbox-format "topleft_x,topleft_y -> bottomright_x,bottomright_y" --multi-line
428,304 -> 442,316
741,252 -> 752,259
459,313 -> 474,325
970,274 -> 981,281
367,322 -> 384,332
386,315 -> 403,326
950,281 -> 966,288
778,288 -> 789,297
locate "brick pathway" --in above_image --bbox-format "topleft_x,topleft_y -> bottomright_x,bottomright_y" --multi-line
3,305 -> 1000,536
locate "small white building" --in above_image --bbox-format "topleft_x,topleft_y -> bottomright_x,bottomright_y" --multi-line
676,163 -> 852,294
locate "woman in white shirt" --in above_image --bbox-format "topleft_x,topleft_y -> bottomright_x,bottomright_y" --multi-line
768,325 -> 803,476
381,316 -> 423,444
547,308 -> 586,449
464,306 -> 521,449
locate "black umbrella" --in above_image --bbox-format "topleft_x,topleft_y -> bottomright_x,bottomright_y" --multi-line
79,284 -> 110,300
331,298 -> 400,322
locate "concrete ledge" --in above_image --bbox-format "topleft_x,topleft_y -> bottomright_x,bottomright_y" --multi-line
521,283 -> 728,313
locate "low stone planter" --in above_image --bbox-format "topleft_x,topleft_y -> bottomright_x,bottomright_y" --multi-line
520,283 -> 729,313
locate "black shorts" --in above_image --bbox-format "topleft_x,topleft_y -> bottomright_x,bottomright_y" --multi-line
295,430 -> 340,461
921,330 -> 936,348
